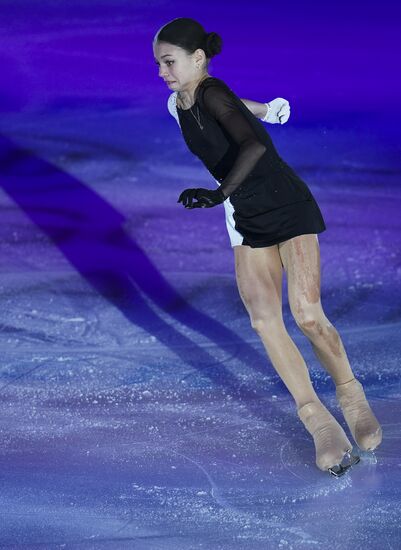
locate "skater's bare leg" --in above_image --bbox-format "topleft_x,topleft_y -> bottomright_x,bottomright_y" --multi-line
278,234 -> 355,386
278,234 -> 382,452
234,241 -> 358,473
233,243 -> 320,410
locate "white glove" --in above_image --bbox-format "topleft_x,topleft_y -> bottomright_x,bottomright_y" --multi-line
260,98 -> 290,124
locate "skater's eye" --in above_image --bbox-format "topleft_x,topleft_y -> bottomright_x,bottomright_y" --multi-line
155,60 -> 174,66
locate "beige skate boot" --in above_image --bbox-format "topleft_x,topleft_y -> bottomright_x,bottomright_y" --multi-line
336,378 -> 382,451
297,400 -> 360,476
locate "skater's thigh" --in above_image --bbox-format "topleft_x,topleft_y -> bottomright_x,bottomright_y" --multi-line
277,234 -> 321,319
233,244 -> 283,320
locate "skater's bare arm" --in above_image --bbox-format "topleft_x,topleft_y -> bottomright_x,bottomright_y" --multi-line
239,98 -> 268,119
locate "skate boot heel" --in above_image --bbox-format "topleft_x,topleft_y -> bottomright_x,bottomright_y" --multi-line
328,451 -> 360,477
336,378 -> 383,451
297,401 -> 360,477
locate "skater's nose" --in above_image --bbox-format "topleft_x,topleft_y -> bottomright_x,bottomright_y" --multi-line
159,66 -> 169,78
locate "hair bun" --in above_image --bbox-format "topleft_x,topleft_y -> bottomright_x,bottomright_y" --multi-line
154,18 -> 223,62
204,31 -> 223,58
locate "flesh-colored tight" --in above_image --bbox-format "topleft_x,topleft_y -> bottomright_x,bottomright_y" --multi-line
234,234 -> 355,410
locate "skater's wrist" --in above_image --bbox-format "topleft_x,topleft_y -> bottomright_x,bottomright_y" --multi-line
260,102 -> 271,122
239,98 -> 269,119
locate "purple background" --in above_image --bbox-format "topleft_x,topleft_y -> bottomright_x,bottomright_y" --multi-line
2,1 -> 401,120
0,1 -> 400,547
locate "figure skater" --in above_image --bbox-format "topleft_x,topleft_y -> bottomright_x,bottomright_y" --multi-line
153,17 -> 382,476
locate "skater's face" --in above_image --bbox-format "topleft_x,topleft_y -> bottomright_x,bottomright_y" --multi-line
153,41 -> 206,91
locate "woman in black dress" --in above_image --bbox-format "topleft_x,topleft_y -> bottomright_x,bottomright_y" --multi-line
153,17 -> 382,476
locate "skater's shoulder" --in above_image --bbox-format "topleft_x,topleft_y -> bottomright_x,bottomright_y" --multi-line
199,75 -> 231,92
198,76 -> 235,105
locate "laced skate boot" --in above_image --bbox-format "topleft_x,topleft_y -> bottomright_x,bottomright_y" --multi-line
336,378 -> 382,451
297,400 -> 360,477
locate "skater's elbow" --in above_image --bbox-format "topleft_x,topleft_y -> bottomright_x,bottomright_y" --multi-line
241,138 -> 267,157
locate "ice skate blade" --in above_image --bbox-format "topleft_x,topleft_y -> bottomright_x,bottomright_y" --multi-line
328,452 -> 360,477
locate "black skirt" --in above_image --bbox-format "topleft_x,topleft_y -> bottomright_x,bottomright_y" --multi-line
232,194 -> 326,248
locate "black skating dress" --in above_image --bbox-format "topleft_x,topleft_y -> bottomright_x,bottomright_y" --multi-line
172,76 -> 326,248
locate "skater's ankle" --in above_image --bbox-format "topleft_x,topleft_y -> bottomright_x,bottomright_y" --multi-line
296,398 -> 322,411
336,377 -> 356,387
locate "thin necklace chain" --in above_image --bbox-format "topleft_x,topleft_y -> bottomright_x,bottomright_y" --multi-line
178,75 -> 210,131
189,104 -> 203,130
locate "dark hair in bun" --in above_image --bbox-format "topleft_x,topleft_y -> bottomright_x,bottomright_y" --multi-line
204,31 -> 222,58
153,17 -> 223,66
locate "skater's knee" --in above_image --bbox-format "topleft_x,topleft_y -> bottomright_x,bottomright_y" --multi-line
250,315 -> 284,335
293,305 -> 327,336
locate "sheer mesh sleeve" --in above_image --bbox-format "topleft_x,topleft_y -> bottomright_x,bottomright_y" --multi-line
202,84 -> 267,199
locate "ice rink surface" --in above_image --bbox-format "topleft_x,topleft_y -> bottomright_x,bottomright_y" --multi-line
0,1 -> 401,548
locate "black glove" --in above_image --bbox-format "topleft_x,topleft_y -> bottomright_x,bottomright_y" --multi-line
177,187 -> 226,209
